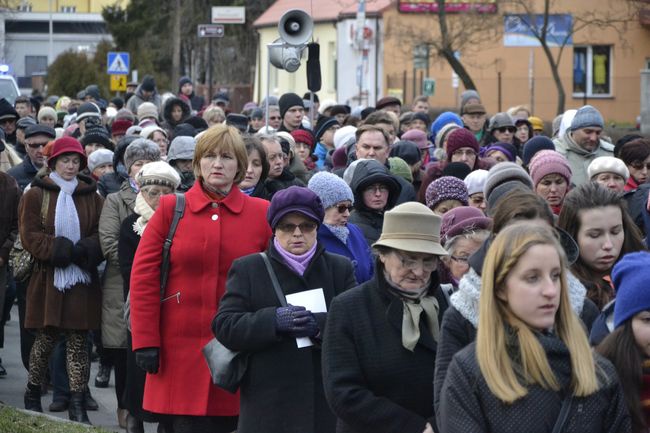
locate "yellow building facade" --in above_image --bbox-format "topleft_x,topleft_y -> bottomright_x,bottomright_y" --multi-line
17,0 -> 128,13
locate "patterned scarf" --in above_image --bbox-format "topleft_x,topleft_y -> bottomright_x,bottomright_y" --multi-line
273,237 -> 317,276
49,172 -> 91,292
385,272 -> 440,351
132,193 -> 155,236
325,223 -> 349,245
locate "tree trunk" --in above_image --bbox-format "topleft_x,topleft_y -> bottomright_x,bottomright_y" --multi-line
540,42 -> 565,114
171,0 -> 181,90
437,0 -> 477,91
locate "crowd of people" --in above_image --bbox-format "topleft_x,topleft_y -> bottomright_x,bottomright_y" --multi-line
0,75 -> 650,433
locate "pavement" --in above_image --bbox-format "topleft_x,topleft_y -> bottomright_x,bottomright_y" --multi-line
0,304 -> 157,432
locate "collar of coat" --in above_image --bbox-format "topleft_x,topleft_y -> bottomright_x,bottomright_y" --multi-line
185,180 -> 247,214
32,170 -> 97,195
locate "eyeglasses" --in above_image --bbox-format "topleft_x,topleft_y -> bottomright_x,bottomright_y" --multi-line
276,222 -> 318,233
452,149 -> 477,157
394,252 -> 438,272
141,187 -> 172,199
26,142 -> 48,149
630,161 -> 650,170
450,255 -> 470,265
496,126 -> 516,134
365,185 -> 389,194
334,204 -> 353,213
269,116 -> 281,121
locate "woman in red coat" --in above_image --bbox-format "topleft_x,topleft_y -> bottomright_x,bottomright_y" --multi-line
129,124 -> 272,433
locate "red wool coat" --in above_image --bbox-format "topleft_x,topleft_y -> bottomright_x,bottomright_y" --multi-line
130,182 -> 271,416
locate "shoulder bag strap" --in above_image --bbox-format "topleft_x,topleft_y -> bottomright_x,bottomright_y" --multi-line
551,396 -> 573,433
40,189 -> 50,229
160,193 -> 185,297
260,252 -> 287,307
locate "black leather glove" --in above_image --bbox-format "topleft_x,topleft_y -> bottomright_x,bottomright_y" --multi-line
275,305 -> 320,338
71,243 -> 88,269
135,347 -> 160,374
51,236 -> 74,268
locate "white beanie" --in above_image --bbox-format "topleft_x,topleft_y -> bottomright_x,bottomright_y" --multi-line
588,156 -> 630,181
136,161 -> 181,189
464,169 -> 489,196
334,125 -> 357,150
88,148 -> 114,173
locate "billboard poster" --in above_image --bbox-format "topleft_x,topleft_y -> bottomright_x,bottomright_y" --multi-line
503,14 -> 573,47
398,0 -> 497,13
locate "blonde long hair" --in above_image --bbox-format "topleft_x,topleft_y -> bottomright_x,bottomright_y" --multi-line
476,223 -> 598,403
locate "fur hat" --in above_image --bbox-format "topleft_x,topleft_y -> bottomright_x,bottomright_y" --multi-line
278,93 -> 304,119
463,169 -> 489,196
528,150 -> 572,187
613,252 -> 650,328
137,102 -> 159,121
570,105 -> 604,131
483,161 -> 534,200
124,138 -> 161,175
425,176 -> 469,210
88,148 -> 114,173
136,160 -> 180,190
587,156 -> 629,181
308,171 -> 354,209
167,136 -> 196,163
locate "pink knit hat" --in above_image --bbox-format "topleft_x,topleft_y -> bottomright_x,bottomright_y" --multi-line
528,150 -> 572,187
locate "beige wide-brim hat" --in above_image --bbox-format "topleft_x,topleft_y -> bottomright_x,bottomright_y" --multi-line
373,202 -> 448,256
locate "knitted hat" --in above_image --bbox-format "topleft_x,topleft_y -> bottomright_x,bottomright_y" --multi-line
75,102 -> 101,122
374,202 -> 447,256
140,125 -> 167,141
267,186 -> 324,228
376,96 -> 401,110
140,75 -> 156,92
17,116 -> 37,130
483,161 -> 534,200
124,138 -> 161,174
37,106 -> 56,122
291,129 -> 315,149
486,181 -> 531,216
330,105 -> 350,117
178,76 -> 192,90
111,119 -> 133,137
570,105 -> 604,131
315,116 -> 339,142
136,160 -> 181,190
425,176 -> 469,210
388,157 -> 413,183
613,252 -> 650,328
47,136 -> 87,170
488,112 -> 515,131
440,206 -> 492,244
137,102 -> 159,121
0,98 -> 18,121
278,92 -> 304,119
462,103 -> 486,115
333,125 -> 356,149
460,90 -> 481,109
308,171 -> 354,209
431,111 -> 463,136
401,129 -> 432,150
522,136 -> 555,166
587,156 -> 630,181
528,116 -> 544,132
442,161 -> 472,180
463,169 -> 489,196
412,112 -> 431,127
528,150 -> 572,187
332,146 -> 348,169
390,141 -> 420,166
88,148 -> 114,173
485,142 -> 517,162
445,128 -> 480,161
114,108 -> 136,123
81,125 -> 113,150
25,124 -> 56,139
167,136 -> 196,163
434,123 -> 461,149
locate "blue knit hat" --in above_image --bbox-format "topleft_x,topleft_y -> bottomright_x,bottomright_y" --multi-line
431,111 -> 463,136
613,252 -> 650,328
570,105 -> 604,131
308,171 -> 354,209
522,136 -> 555,166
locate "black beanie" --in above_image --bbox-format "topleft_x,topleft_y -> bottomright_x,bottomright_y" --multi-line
141,75 -> 156,92
278,93 -> 304,119
442,161 -> 472,180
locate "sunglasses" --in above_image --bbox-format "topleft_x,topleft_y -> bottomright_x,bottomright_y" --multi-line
276,222 -> 318,233
26,142 -> 48,149
269,116 -> 281,121
334,204 -> 353,213
631,161 -> 650,170
496,126 -> 516,133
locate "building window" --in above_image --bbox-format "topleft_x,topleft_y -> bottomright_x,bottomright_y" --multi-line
60,6 -> 76,13
17,2 -> 32,12
25,55 -> 47,76
573,45 -> 612,97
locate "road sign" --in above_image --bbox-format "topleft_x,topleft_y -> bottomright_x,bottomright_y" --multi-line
198,24 -> 225,38
110,75 -> 127,92
107,52 -> 129,75
212,6 -> 245,24
423,78 -> 435,96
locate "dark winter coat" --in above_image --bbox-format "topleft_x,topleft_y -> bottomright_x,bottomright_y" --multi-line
178,92 -> 205,113
161,97 -> 191,136
262,168 -> 306,199
19,172 -> 104,330
348,159 -> 401,246
126,86 -> 162,115
322,268 -> 449,433
317,223 -> 373,284
0,172 -> 20,262
215,242 -> 357,433
97,136 -> 136,197
7,157 -> 39,191
439,332 -> 631,433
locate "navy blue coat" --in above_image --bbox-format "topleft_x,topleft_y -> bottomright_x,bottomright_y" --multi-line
317,223 -> 373,284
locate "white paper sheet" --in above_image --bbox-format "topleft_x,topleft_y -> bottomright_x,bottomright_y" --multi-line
285,288 -> 326,348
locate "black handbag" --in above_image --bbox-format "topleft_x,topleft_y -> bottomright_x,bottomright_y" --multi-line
203,252 -> 287,393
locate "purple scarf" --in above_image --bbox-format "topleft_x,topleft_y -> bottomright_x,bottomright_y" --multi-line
273,237 -> 318,276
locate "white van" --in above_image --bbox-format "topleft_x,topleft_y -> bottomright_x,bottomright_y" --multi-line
0,75 -> 21,104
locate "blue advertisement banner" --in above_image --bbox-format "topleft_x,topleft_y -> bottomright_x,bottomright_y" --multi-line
504,14 -> 573,47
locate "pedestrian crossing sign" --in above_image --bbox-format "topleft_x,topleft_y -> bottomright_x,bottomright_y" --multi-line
107,52 -> 130,75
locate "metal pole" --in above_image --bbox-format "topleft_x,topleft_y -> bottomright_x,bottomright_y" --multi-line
208,38 -> 213,104
412,68 -> 416,102
266,43 -> 271,129
48,0 -> 53,64
498,72 -> 502,112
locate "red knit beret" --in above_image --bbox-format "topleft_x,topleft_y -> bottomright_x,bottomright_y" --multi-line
290,129 -> 315,149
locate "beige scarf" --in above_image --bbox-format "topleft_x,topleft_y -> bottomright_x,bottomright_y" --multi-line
132,193 -> 155,236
